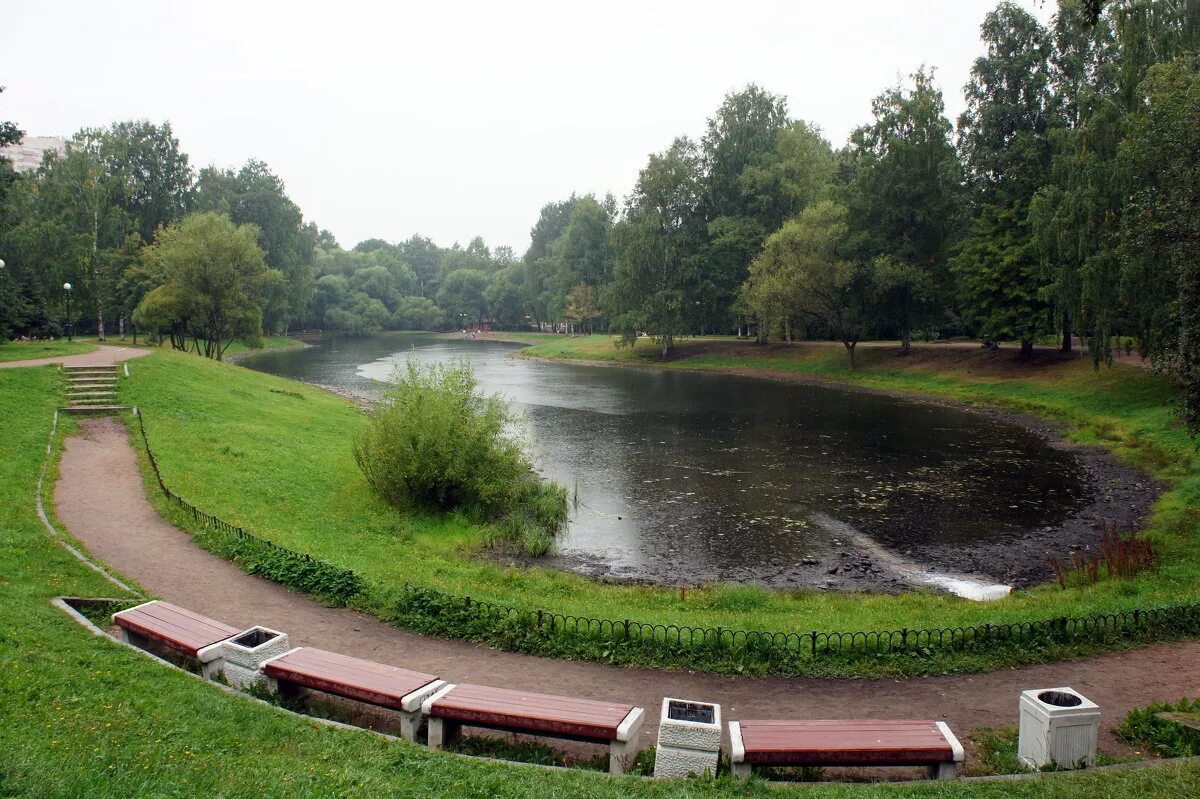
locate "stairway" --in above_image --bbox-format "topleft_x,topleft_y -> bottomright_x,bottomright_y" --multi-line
62,364 -> 128,414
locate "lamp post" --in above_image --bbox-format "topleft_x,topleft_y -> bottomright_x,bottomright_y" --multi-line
63,282 -> 73,342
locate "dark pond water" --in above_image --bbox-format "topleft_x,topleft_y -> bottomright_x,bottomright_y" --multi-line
242,334 -> 1088,592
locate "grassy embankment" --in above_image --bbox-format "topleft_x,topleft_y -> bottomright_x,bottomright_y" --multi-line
6,366 -> 1198,799
117,337 -> 1200,676
0,339 -> 96,362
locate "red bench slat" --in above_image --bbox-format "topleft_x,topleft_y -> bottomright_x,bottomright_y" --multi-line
428,683 -> 634,742
262,647 -> 438,710
113,601 -> 239,658
738,719 -> 955,766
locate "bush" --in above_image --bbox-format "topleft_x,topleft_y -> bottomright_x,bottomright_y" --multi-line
354,358 -> 529,512
353,357 -> 568,552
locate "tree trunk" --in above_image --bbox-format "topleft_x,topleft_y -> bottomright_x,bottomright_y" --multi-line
900,328 -> 911,356
1020,339 -> 1034,360
1060,312 -> 1073,353
784,317 -> 792,346
845,340 -> 857,370
90,202 -> 105,341
216,332 -> 223,360
661,333 -> 672,359
118,316 -> 125,341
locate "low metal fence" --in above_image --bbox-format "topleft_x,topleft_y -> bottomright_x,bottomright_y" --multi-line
396,583 -> 1200,660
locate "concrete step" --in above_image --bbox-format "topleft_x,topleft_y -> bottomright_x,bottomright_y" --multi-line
64,364 -> 117,370
67,378 -> 117,384
62,405 -> 129,415
67,395 -> 118,403
65,393 -> 118,400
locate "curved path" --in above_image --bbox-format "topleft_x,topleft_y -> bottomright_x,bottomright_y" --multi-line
0,343 -> 153,369
56,416 -> 1200,759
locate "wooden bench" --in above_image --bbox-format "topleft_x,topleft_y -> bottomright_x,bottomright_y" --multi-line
422,683 -> 645,774
729,719 -> 964,780
112,600 -> 239,679
260,647 -> 445,742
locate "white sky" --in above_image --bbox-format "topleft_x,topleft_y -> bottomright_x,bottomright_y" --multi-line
4,1 -> 1052,253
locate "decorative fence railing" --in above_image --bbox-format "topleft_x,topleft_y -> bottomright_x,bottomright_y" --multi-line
133,409 -> 363,603
130,408 -> 1200,665
393,583 -> 1200,661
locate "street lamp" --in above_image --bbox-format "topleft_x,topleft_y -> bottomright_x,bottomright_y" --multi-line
63,282 -> 73,342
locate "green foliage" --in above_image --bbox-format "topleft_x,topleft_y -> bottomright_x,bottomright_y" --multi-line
606,137 -> 706,357
1120,57 -> 1200,431
133,211 -> 271,358
952,200 -> 1052,354
351,357 -> 567,556
743,201 -> 873,367
1116,698 -> 1200,757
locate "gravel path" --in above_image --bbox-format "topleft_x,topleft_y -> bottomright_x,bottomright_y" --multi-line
0,344 -> 152,369
55,416 -> 1200,759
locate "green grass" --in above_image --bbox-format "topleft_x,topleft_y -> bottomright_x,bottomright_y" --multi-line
116,340 -> 1200,677
5,364 -> 1198,797
0,339 -> 96,362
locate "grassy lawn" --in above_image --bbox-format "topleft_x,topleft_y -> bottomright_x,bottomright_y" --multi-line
115,340 -> 1200,676
0,339 -> 96,362
3,365 -> 1196,799
1,361 -> 1198,798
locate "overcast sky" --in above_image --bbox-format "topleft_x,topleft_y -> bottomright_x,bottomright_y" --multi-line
4,1 -> 1052,253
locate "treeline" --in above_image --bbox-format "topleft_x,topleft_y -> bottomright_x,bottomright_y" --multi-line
0,115 -> 319,348
1,1 -> 1198,420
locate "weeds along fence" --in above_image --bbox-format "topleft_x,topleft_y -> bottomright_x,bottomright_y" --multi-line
131,409 -> 1200,670
133,409 -> 363,604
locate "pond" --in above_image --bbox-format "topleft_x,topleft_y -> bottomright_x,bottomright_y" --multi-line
241,334 -> 1093,596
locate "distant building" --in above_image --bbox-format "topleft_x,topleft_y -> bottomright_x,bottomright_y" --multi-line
1,135 -> 66,172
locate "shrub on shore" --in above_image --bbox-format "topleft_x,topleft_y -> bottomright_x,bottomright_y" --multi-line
353,357 -> 567,553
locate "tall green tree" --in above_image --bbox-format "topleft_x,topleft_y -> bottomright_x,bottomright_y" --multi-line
607,138 -> 706,357
742,201 -> 873,368
134,211 -> 272,358
846,67 -> 964,353
952,201 -> 1052,357
194,160 -> 314,332
955,2 -> 1056,355
1120,56 -> 1200,431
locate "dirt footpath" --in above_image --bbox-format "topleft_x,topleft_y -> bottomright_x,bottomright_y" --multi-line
0,344 -> 152,369
55,416 -> 1200,758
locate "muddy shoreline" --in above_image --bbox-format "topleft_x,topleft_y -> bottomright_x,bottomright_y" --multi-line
503,344 -> 1161,595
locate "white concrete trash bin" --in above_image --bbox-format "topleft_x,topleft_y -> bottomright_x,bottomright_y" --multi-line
653,698 -> 722,778
203,626 -> 291,690
1018,687 -> 1100,769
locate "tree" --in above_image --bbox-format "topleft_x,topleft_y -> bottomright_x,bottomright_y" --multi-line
742,201 -> 872,368
1120,56 -> 1200,431
484,263 -> 527,329
846,67 -> 964,352
955,3 -> 1057,354
436,268 -> 489,325
701,84 -> 791,220
392,295 -> 444,330
562,282 -> 600,333
134,212 -> 270,358
957,2 -> 1055,203
607,138 -> 706,357
952,200 -> 1051,358
99,120 -> 192,244
194,160 -> 315,332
